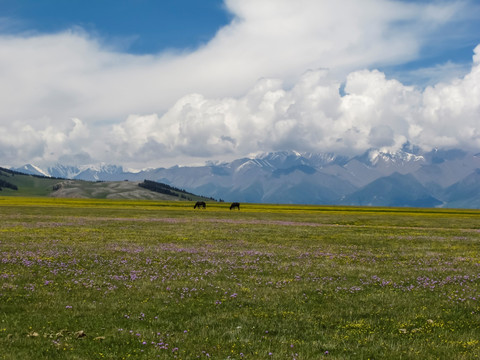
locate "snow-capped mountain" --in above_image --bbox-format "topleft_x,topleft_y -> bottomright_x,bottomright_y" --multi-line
48,164 -> 126,181
13,164 -> 50,177
11,147 -> 480,208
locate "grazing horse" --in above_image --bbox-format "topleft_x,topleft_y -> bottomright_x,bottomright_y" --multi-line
230,202 -> 240,210
194,201 -> 206,209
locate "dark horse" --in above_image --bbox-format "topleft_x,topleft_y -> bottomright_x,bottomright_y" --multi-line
194,201 -> 206,209
229,202 -> 240,210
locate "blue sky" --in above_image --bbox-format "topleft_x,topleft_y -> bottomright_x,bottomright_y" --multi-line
2,0 -> 478,78
0,0 -> 480,168
1,0 -> 231,53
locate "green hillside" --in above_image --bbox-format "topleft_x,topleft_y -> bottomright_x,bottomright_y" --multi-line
0,167 -> 213,201
0,167 -> 57,196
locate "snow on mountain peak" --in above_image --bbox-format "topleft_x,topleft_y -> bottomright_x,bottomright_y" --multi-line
235,159 -> 270,173
367,149 -> 425,166
15,164 -> 51,177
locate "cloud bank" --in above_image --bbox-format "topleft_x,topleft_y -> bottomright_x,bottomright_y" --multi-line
0,0 -> 478,167
111,46 -> 480,166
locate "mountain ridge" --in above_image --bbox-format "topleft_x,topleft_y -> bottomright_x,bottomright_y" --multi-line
11,147 -> 480,208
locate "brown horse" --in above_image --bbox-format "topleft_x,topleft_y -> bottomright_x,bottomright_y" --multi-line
194,201 -> 206,209
229,202 -> 240,210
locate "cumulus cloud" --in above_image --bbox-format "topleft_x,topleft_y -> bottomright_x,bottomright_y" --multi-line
416,45 -> 480,149
0,117 -> 92,166
0,0 -> 478,167
108,48 -> 480,167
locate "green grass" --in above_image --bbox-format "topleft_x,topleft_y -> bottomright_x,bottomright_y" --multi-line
0,172 -> 55,196
1,197 -> 479,359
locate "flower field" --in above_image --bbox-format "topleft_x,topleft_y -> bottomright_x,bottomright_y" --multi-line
1,197 -> 479,359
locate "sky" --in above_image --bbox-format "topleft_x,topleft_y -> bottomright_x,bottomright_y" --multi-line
1,0 -> 480,169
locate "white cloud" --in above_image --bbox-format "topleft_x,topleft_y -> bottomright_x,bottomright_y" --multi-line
109,50 -> 480,166
0,0 -> 478,167
397,61 -> 473,88
416,47 -> 480,150
474,44 -> 480,64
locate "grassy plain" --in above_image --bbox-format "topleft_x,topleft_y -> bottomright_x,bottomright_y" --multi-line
1,197 -> 479,359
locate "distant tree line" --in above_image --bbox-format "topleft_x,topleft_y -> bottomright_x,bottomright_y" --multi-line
138,180 -> 195,200
0,167 -> 17,176
138,179 -> 218,202
0,179 -> 18,191
0,166 -> 65,180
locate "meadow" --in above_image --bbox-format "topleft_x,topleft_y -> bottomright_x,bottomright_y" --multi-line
1,197 -> 479,359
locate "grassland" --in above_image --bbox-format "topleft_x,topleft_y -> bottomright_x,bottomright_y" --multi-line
1,197 -> 479,359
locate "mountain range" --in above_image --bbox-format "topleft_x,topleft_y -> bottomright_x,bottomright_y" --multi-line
12,146 -> 480,208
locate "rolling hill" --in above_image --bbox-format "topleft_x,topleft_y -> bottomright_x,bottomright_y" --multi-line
0,167 -> 212,201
